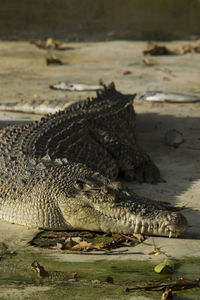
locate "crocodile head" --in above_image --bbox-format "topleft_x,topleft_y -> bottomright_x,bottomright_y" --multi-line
59,169 -> 188,238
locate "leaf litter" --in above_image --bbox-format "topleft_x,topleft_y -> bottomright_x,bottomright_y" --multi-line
126,277 -> 200,293
143,41 -> 200,55
30,230 -> 144,253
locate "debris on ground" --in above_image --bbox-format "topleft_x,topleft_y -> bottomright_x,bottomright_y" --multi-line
50,81 -> 104,91
143,43 -> 173,55
31,260 -> 49,277
46,54 -> 63,65
164,129 -> 184,148
147,239 -> 164,256
138,91 -> 200,103
154,259 -> 175,274
126,277 -> 200,292
143,58 -> 161,66
30,230 -> 143,252
172,41 -> 200,54
122,70 -> 132,75
30,38 -> 62,50
161,287 -> 173,300
143,41 -> 200,55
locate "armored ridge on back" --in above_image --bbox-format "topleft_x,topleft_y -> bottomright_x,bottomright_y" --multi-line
0,83 -> 188,237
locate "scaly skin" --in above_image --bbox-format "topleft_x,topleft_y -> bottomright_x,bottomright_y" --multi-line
0,83 -> 188,237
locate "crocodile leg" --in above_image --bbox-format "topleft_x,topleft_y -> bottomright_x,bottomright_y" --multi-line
90,130 -> 162,183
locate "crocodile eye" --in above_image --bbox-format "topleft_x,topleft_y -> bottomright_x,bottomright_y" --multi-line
74,179 -> 93,191
73,179 -> 84,190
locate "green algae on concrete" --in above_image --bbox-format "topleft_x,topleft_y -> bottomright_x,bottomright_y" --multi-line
1,249 -> 200,299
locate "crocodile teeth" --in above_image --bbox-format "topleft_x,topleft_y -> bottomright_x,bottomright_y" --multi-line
135,222 -> 141,233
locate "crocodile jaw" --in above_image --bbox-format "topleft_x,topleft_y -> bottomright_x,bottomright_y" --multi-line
95,211 -> 188,238
60,191 -> 188,238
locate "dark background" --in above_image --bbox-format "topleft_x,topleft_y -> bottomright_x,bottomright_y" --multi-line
1,0 -> 200,41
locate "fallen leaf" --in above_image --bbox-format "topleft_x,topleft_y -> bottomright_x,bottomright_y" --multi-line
71,240 -> 93,251
143,41 -> 200,56
31,230 -> 143,251
143,43 -> 172,55
45,38 -> 61,49
161,287 -> 173,299
148,249 -> 164,256
65,237 -> 79,249
30,38 -> 62,50
132,233 -> 144,242
154,259 -> 175,274
72,272 -> 78,279
46,55 -> 63,65
57,242 -> 65,250
147,240 -> 164,255
31,260 -> 49,277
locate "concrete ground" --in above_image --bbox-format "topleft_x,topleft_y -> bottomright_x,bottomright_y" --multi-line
0,40 -> 200,262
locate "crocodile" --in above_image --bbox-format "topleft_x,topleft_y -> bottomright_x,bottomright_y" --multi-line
0,83 -> 188,237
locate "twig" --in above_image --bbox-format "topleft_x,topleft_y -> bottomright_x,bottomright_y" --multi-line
126,280 -> 200,292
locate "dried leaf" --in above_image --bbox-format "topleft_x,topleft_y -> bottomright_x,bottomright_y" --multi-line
148,249 -> 164,256
71,240 -> 93,251
56,242 -> 65,250
30,38 -> 62,50
45,38 -> 61,49
143,41 -> 200,56
72,272 -> 78,279
161,287 -> 173,300
31,260 -> 49,277
65,237 -> 79,249
132,233 -> 144,242
46,55 -> 63,65
147,241 -> 164,255
31,230 -> 143,251
143,43 -> 172,56
30,40 -> 46,49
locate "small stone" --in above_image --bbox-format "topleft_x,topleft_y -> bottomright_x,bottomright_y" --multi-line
164,129 -> 184,148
